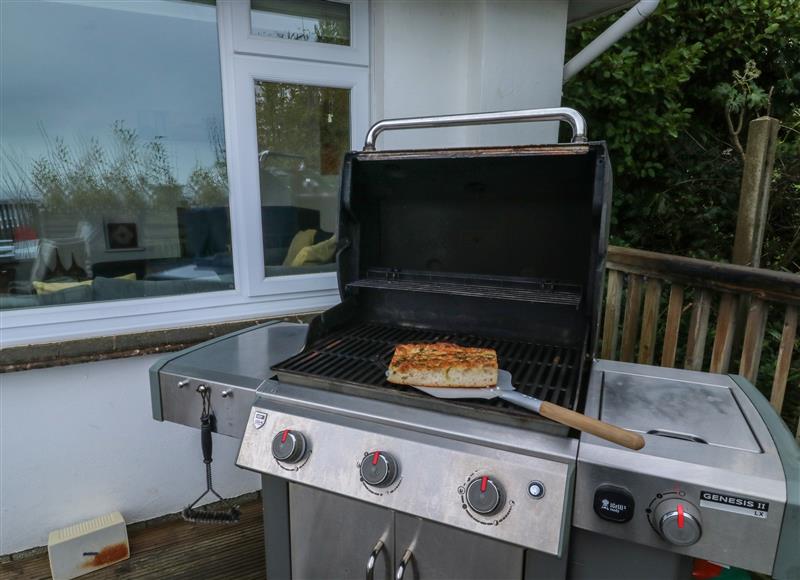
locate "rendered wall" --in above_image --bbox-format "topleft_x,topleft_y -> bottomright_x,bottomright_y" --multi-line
0,355 -> 259,554
371,0 -> 568,149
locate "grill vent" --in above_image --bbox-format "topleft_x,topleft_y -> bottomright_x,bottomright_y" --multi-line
347,269 -> 582,308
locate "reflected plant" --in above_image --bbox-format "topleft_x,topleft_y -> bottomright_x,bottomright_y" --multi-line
1,121 -> 230,213
314,19 -> 347,46
24,122 -> 184,213
255,81 -> 349,176
186,118 -> 229,207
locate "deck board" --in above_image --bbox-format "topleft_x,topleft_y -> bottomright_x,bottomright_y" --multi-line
1,499 -> 264,580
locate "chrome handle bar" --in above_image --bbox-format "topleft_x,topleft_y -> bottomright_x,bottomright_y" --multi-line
363,107 -> 587,150
366,540 -> 384,580
395,549 -> 413,580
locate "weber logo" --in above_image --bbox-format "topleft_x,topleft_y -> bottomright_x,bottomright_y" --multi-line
253,411 -> 267,429
700,490 -> 769,519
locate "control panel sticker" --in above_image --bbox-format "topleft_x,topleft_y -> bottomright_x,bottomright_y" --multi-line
699,491 -> 769,519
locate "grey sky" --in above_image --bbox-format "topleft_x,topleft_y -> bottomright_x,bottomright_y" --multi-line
1,0 -> 225,195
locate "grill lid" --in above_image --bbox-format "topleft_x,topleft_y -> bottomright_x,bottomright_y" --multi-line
337,141 -> 611,350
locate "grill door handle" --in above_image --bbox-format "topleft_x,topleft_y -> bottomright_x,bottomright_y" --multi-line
395,549 -> 413,580
366,540 -> 384,580
363,107 -> 587,150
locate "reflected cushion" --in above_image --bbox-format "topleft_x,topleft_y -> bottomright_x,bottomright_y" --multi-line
289,235 -> 336,267
282,229 -> 317,266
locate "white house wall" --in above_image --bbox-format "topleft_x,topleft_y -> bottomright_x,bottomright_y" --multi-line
371,0 -> 568,149
0,355 -> 259,555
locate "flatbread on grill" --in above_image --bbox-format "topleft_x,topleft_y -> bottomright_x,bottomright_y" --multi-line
387,342 -> 498,388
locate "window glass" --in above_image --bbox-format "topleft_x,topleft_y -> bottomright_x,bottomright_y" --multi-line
250,0 -> 350,46
0,0 -> 233,311
254,81 -> 349,276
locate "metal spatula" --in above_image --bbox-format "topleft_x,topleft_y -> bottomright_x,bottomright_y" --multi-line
410,370 -> 645,450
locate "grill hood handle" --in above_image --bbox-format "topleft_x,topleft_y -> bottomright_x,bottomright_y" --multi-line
363,107 -> 588,151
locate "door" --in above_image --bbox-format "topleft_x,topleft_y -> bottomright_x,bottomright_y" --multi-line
289,484 -> 394,580
394,514 -> 524,580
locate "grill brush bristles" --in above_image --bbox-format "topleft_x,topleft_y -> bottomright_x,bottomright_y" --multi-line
181,461 -> 241,524
181,503 -> 241,524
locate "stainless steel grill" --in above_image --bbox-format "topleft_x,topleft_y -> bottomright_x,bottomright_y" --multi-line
150,108 -> 799,580
273,322 -> 582,432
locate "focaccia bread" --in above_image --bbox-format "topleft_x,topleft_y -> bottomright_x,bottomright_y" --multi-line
387,342 -> 498,387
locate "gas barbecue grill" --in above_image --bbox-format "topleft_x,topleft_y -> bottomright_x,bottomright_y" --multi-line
150,109 -> 799,580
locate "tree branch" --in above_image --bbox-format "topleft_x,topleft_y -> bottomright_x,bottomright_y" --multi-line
724,107 -> 746,163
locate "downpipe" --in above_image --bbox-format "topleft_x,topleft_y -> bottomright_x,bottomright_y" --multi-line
563,0 -> 661,83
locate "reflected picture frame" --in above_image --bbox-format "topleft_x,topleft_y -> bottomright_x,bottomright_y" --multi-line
105,222 -> 141,251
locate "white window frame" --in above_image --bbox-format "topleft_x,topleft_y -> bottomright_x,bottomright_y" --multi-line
231,0 -> 369,66
0,0 -> 370,347
229,54 -> 368,297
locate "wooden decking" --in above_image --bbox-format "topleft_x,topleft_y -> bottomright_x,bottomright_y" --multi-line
0,499 -> 265,580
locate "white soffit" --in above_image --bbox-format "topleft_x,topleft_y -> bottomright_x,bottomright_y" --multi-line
568,0 -> 636,26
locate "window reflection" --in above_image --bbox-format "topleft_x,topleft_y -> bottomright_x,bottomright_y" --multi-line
0,0 -> 233,310
250,0 -> 350,46
254,81 -> 349,276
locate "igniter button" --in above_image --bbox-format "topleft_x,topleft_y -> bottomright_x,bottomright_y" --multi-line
528,481 -> 545,499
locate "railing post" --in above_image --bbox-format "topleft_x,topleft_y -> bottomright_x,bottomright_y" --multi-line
710,293 -> 738,373
601,270 -> 625,359
684,289 -> 712,371
638,279 -> 662,365
770,306 -> 798,414
661,285 -> 684,368
620,275 -> 644,363
730,117 -> 780,377
732,117 -> 780,268
739,298 -> 769,383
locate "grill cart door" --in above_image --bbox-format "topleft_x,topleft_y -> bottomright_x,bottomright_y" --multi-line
289,484 -> 394,579
394,513 -> 524,579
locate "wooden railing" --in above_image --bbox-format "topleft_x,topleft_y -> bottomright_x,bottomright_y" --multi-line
601,246 -> 800,438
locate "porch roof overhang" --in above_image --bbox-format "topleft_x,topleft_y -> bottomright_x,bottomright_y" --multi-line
568,0 -> 637,25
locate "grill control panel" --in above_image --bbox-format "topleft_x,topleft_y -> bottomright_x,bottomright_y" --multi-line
238,405 -> 571,555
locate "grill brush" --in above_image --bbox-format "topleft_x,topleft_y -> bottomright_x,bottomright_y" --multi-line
182,386 -> 240,524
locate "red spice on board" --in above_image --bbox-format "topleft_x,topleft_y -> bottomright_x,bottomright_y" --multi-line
82,542 -> 129,567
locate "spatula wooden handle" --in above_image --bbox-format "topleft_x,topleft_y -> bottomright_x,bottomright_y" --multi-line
539,401 -> 645,450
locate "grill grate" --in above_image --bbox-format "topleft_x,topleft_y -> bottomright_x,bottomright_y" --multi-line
272,322 -> 584,433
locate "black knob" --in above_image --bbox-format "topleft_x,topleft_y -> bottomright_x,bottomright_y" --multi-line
466,476 -> 504,515
360,451 -> 398,487
271,429 -> 307,463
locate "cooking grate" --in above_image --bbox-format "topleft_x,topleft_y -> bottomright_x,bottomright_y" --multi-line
272,322 -> 584,433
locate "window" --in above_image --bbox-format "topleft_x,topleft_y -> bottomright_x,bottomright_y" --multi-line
0,0 -> 232,311
231,1 -> 368,66
0,0 -> 369,346
256,81 -> 350,277
250,0 -> 351,46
